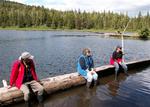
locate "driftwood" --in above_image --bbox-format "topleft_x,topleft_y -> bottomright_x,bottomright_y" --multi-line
0,59 -> 150,106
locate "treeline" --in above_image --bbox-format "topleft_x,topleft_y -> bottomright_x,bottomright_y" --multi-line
0,0 -> 150,31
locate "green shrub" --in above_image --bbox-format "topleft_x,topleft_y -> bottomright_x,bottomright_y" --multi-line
139,28 -> 149,39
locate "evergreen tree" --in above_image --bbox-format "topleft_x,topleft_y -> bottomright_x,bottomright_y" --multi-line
0,0 -> 150,31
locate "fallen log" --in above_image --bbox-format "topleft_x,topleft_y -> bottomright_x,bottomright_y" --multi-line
0,59 -> 150,106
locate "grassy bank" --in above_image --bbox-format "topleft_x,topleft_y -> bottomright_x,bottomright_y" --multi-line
0,26 -> 136,33
1,26 -> 147,39
0,26 -> 57,31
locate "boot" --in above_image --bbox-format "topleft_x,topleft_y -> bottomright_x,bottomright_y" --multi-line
37,95 -> 43,104
25,101 -> 31,107
86,82 -> 91,88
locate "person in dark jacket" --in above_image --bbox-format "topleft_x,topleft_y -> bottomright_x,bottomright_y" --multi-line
77,48 -> 98,88
9,52 -> 44,107
110,46 -> 128,80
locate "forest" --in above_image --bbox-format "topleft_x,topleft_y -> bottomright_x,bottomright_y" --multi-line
0,0 -> 150,31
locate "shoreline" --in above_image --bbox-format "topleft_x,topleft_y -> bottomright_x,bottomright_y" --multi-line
0,26 -> 135,33
1,27 -> 149,40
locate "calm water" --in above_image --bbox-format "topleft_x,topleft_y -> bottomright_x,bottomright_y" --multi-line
1,30 -> 150,107
0,30 -> 150,86
11,66 -> 150,107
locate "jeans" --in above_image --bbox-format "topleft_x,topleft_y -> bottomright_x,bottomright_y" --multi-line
20,80 -> 44,101
114,62 -> 128,75
86,71 -> 98,83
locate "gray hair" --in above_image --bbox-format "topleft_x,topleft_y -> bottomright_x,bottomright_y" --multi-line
82,48 -> 91,56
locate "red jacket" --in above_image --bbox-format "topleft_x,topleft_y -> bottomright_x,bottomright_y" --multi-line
110,50 -> 123,65
9,59 -> 38,89
110,57 -> 123,65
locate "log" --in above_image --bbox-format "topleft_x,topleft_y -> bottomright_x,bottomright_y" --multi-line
0,58 -> 150,106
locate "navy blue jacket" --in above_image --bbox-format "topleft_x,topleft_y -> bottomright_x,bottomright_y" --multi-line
77,55 -> 94,77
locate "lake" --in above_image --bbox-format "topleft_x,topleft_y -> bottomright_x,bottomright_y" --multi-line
0,30 -> 150,86
11,65 -> 150,107
1,30 -> 150,107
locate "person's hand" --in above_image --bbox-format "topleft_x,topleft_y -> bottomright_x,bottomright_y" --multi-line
90,71 -> 93,75
36,80 -> 41,82
93,68 -> 96,72
90,70 -> 95,75
6,85 -> 12,89
118,61 -> 122,64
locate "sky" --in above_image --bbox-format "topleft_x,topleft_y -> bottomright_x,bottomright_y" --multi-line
8,0 -> 150,17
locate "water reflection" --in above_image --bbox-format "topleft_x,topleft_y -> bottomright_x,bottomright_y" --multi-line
107,81 -> 119,96
96,80 -> 120,101
10,66 -> 150,107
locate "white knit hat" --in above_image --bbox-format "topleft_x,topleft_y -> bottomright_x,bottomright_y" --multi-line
19,52 -> 34,60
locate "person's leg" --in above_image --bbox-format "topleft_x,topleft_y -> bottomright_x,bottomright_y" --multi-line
120,62 -> 128,75
86,72 -> 93,88
92,72 -> 98,86
20,84 -> 31,107
114,62 -> 119,80
20,84 -> 30,101
85,72 -> 93,99
30,80 -> 44,103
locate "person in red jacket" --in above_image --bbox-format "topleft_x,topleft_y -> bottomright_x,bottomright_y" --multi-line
110,46 -> 128,80
9,52 -> 44,107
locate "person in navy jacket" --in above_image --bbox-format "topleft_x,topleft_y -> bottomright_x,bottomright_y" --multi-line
77,48 -> 98,88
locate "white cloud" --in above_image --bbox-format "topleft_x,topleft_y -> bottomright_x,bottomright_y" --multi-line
42,0 -> 150,15
8,0 -> 150,16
